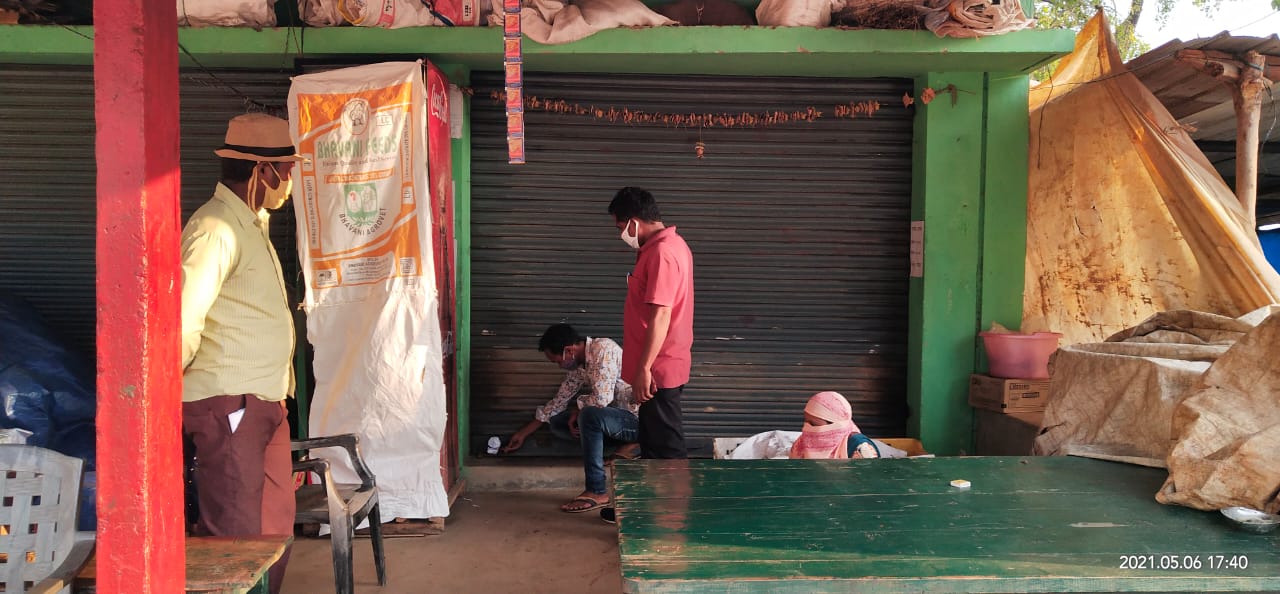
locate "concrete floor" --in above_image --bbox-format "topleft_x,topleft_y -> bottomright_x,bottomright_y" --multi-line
281,488 -> 623,594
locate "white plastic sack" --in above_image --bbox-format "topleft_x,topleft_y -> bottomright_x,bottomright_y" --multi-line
334,0 -> 437,27
178,0 -> 276,27
288,62 -> 450,520
0,428 -> 32,445
728,430 -> 799,459
491,0 -> 675,44
755,0 -> 845,27
300,0 -> 486,27
299,0 -> 344,26
727,430 -> 907,459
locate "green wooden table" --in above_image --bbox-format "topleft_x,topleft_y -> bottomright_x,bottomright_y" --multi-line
186,535 -> 292,594
78,535 -> 291,594
613,456 -> 1280,593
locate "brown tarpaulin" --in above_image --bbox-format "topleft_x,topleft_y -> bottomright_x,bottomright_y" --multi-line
1158,310 -> 1280,514
1034,307 -> 1280,513
1024,13 -> 1280,345
1032,310 -> 1244,461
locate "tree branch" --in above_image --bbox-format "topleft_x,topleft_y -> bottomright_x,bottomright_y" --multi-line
1118,0 -> 1144,35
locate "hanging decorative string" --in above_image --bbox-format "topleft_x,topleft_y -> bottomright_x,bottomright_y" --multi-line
490,92 -> 885,129
834,100 -> 883,119
502,0 -> 525,164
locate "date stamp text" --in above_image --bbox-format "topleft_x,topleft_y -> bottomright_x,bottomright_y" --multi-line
1119,554 -> 1251,570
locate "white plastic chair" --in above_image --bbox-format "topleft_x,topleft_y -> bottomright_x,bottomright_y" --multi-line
0,445 -> 94,594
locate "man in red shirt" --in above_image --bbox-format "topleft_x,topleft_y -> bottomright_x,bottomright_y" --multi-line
610,187 -> 695,459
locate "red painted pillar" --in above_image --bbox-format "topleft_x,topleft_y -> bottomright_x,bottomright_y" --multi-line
93,0 -> 184,588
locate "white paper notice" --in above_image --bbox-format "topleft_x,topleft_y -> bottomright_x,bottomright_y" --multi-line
909,221 -> 924,278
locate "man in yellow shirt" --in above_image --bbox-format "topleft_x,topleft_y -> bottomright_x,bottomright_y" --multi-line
180,113 -> 301,594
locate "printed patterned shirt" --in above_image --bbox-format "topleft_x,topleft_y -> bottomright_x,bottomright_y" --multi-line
535,337 -> 638,422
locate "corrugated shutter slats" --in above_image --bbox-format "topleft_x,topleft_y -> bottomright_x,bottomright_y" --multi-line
0,65 -> 294,357
469,72 -> 913,454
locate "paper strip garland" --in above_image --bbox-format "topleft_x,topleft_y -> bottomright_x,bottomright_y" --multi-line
503,0 -> 524,164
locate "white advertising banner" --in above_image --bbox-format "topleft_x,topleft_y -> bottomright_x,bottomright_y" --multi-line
288,61 -> 449,519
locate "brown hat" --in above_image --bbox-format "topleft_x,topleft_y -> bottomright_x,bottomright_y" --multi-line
214,113 -> 305,162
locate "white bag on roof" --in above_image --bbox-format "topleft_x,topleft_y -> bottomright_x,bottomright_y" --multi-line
300,0 -> 487,27
755,0 -> 846,27
322,0 -> 438,27
178,0 -> 276,27
492,0 -> 675,44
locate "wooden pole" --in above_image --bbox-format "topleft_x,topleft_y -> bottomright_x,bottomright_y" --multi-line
1232,50 -> 1267,229
93,0 -> 185,588
1176,49 -> 1274,228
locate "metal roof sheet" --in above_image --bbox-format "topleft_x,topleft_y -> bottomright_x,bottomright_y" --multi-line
1128,33 -> 1280,211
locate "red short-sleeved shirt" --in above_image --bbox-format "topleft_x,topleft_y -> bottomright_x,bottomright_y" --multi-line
622,226 -> 695,388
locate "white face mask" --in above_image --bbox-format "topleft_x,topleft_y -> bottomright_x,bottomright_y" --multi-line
260,164 -> 293,211
620,219 -> 640,249
250,163 -> 292,211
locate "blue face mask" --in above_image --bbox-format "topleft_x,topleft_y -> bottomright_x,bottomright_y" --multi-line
559,348 -> 579,371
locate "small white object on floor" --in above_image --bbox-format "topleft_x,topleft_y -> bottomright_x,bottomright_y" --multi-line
487,436 -> 502,455
950,479 -> 971,489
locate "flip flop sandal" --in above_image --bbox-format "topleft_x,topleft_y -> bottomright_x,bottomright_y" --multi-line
606,449 -> 641,465
612,450 -> 640,461
561,496 -> 607,513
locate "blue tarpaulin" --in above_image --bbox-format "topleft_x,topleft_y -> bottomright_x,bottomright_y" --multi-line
1260,230 -> 1280,274
0,295 -> 97,529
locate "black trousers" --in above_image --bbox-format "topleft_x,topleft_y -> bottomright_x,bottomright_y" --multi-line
638,385 -> 687,459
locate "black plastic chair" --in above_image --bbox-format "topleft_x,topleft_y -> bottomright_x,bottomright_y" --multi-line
291,434 -> 386,594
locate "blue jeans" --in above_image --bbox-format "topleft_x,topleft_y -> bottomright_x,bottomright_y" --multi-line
547,407 -> 637,494
548,407 -> 639,495
580,406 -> 639,494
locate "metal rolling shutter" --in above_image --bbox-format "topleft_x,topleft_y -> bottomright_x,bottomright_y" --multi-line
0,66 -> 97,356
0,65 -> 295,357
470,72 -> 913,455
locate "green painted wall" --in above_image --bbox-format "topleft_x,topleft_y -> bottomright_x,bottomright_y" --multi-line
439,64 -> 475,472
0,25 -> 1064,458
0,25 -> 1073,76
980,73 -> 1031,346
907,72 -> 985,455
904,71 -> 1032,455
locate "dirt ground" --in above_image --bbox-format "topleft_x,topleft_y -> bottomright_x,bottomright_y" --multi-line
281,488 -> 623,593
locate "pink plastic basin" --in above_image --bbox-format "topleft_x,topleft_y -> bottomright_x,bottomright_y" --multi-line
979,331 -> 1062,379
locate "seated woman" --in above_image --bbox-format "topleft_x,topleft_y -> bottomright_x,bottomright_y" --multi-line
789,391 -> 880,459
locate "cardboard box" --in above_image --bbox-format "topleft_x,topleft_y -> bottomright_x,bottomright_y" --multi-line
968,374 -> 1051,413
974,408 -> 1045,455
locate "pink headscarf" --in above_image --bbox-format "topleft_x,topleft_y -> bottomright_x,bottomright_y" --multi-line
789,391 -> 860,459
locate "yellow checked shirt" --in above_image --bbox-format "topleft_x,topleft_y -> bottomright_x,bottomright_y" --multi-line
180,183 -> 295,403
